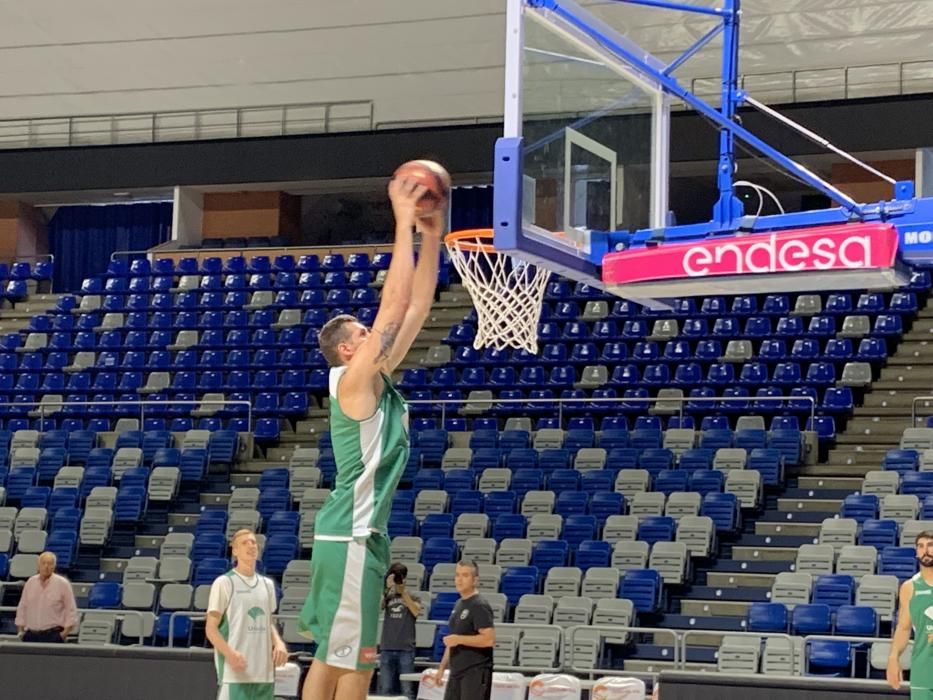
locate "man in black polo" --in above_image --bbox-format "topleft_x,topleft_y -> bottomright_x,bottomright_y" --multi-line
429,560 -> 496,700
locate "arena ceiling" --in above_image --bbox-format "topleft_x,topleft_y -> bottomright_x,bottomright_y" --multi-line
0,0 -> 929,128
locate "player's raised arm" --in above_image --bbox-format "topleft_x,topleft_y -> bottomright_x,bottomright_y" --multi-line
380,206 -> 445,374
335,176 -> 424,418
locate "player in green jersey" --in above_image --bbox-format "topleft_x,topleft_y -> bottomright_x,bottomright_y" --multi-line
888,529 -> 933,699
299,173 -> 446,700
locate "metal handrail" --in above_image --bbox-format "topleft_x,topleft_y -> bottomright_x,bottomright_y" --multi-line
0,99 -> 374,150
166,611 -> 300,648
910,395 -> 933,425
26,397 -> 252,431
680,629 -> 798,675
566,624 -> 678,677
0,605 -> 148,645
406,394 -> 816,429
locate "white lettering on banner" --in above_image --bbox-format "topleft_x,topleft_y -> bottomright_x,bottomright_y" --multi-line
904,230 -> 933,245
681,233 -> 874,278
601,222 -> 899,287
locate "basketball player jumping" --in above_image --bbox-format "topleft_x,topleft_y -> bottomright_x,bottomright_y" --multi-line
298,172 -> 447,700
887,530 -> 933,699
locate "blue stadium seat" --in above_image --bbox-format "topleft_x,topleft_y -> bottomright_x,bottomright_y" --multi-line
637,516 -> 675,545
812,574 -> 855,611
500,566 -> 539,606
791,603 -> 832,635
531,540 -> 569,572
746,602 -> 788,632
619,569 -> 661,613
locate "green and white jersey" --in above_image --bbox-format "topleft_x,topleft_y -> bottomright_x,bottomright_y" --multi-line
208,570 -> 277,685
314,367 -> 410,540
910,573 -> 933,691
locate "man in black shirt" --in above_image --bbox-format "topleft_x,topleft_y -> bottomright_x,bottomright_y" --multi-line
429,560 -> 496,700
379,563 -> 422,700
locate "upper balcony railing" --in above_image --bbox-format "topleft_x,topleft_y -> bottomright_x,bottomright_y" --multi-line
0,59 -> 929,148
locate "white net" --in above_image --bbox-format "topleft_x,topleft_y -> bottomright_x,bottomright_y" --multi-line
445,232 -> 551,354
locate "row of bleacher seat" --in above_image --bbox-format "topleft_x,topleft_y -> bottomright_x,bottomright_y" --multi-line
102,253 -> 392,277
445,314 -> 907,346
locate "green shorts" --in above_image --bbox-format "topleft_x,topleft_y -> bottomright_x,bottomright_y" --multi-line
217,683 -> 274,700
297,533 -> 390,671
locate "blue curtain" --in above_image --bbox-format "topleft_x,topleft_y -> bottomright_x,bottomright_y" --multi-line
450,185 -> 493,231
49,202 -> 173,292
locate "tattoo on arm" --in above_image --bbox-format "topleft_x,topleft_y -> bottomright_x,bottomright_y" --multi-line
374,321 -> 401,364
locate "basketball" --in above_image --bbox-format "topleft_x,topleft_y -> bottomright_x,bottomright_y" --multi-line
393,159 -> 451,214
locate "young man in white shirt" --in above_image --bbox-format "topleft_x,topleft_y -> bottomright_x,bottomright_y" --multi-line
206,529 -> 289,700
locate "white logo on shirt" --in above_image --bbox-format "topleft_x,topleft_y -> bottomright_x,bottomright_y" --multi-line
460,609 -> 469,620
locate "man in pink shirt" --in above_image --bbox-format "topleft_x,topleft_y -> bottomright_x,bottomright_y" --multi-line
15,551 -> 78,643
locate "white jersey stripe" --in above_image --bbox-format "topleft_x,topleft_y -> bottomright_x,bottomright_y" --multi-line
352,408 -> 383,535
325,539 -> 367,668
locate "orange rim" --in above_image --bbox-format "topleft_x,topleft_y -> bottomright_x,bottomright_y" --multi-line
444,228 -> 495,254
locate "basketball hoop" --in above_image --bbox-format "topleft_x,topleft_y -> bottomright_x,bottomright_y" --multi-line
444,229 -> 551,354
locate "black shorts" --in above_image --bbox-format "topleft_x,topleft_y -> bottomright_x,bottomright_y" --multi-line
443,665 -> 492,700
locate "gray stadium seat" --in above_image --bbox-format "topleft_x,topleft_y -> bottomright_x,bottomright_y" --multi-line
881,495 -> 920,524
714,447 -> 747,472
227,487 -> 261,511
574,448 -> 607,471
160,532 -> 194,558
122,582 -> 156,610
14,508 -> 47,539
819,518 -> 858,550
299,488 -> 331,513
414,490 -> 448,519
792,294 -> 822,316
65,351 -> 96,373
244,291 -> 274,310
527,514 -> 562,543
543,567 -> 582,597
839,315 -> 870,339
761,636 -> 801,675
611,539 -> 649,572
123,556 -> 158,583
902,428 -> 933,450
518,627 -> 562,668
441,448 -> 472,470
795,544 -> 835,575
159,583 -> 194,610
676,515 -> 715,557
649,542 -> 688,584
533,429 -> 564,450
149,467 -> 180,502
629,491 -> 665,518
496,538 -> 533,566
725,469 -> 761,508
770,572 -> 812,608
78,613 -> 116,645
461,538 -> 496,565
478,469 -> 511,493
429,563 -> 457,594
665,492 -> 701,521
158,556 -> 192,582
862,471 -> 899,497
662,428 -> 695,455
840,361 -> 872,387
139,372 -> 171,395
723,340 -> 753,362
17,529 -> 47,554
900,520 -> 933,547
717,635 -> 761,674
422,345 -> 452,367
855,574 -> 900,622
615,470 -> 650,498
390,536 -> 423,562
603,515 -> 639,545
836,545 -> 877,578
553,596 -> 593,625
514,594 -> 554,624
282,560 -> 312,590
521,491 -> 555,515
580,567 -> 620,600
453,513 -> 489,543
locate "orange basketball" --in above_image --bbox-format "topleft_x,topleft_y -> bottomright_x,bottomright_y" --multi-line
393,159 -> 451,214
